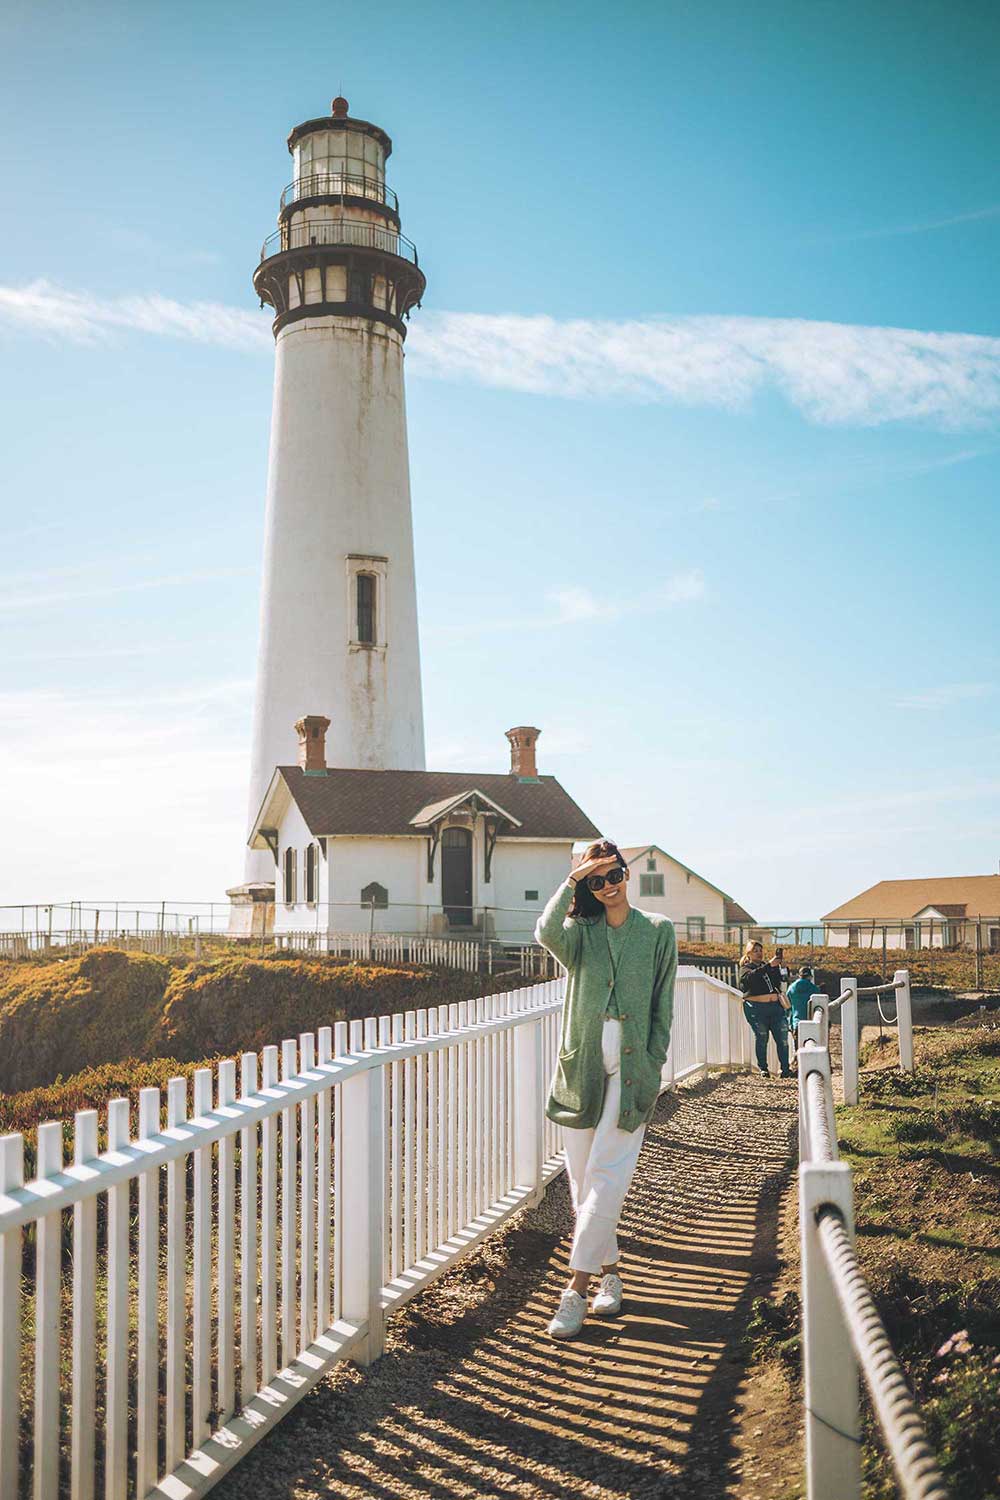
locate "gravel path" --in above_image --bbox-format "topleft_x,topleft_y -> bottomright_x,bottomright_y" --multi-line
217,1072 -> 798,1499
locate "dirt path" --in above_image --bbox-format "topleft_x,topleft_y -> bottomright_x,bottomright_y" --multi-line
217,1072 -> 798,1499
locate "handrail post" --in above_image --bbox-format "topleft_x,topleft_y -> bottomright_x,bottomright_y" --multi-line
340,1045 -> 386,1365
840,979 -> 859,1106
894,970 -> 914,1074
796,1024 -> 824,1159
514,1013 -> 544,1206
800,1162 -> 860,1499
810,994 -> 830,1048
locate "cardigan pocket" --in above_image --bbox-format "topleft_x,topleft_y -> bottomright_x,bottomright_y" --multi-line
551,1046 -> 584,1115
635,1049 -> 665,1114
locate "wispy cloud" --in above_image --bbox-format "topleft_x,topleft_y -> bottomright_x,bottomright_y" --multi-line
893,682 -> 995,711
0,682 -> 254,901
826,203 -> 1000,243
412,312 -> 1000,429
0,279 -> 270,351
0,566 -> 254,613
5,279 -> 1000,429
426,570 -> 706,639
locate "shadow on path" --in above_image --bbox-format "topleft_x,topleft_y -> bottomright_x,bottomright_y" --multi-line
216,1072 -> 798,1499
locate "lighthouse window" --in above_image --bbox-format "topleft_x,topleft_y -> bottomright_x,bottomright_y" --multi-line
356,573 -> 376,644
348,269 -> 372,306
305,843 -> 318,904
283,846 -> 297,904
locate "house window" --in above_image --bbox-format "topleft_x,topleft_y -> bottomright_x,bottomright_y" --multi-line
283,846 -> 297,904
904,926 -> 915,949
686,916 -> 706,941
646,858 -> 656,872
356,573 -> 376,645
848,925 -> 860,947
524,889 -> 539,902
361,881 -> 389,910
305,844 -> 317,904
639,874 -> 664,897
989,927 -> 1000,954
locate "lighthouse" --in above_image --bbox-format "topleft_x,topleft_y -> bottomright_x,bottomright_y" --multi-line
241,96 -> 427,886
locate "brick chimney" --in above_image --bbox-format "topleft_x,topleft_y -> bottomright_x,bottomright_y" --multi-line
506,725 -> 541,778
295,714 -> 331,774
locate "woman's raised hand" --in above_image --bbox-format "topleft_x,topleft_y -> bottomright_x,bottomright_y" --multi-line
569,854 -> 621,885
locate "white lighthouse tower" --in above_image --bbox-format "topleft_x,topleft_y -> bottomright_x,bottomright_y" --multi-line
241,96 -> 427,886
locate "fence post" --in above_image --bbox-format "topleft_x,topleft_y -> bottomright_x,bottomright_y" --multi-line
514,1014 -> 544,1206
693,978 -> 706,1073
800,1162 -> 860,1500
840,978 -> 859,1106
810,993 -> 830,1049
894,969 -> 914,1075
795,1026 -> 829,1160
340,1052 -> 386,1365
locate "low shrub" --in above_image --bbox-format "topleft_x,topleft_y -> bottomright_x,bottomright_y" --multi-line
156,958 -> 467,1060
0,1056 -> 220,1175
888,1111 -> 945,1143
0,949 -> 532,1093
744,1290 -> 801,1373
0,949 -> 169,1093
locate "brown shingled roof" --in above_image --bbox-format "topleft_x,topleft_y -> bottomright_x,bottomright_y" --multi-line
823,875 -> 1000,922
275,767 -> 602,841
724,897 -> 757,926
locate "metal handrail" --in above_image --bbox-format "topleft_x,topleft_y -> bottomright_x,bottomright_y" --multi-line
280,171 -> 398,213
259,219 -> 419,266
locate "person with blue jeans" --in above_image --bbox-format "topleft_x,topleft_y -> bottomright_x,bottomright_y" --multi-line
739,939 -> 792,1078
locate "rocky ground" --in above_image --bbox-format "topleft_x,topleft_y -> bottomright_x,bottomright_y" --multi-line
216,1070 -> 799,1499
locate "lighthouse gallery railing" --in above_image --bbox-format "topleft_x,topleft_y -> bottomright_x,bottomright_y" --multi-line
0,967 -> 747,1498
260,218 -> 419,265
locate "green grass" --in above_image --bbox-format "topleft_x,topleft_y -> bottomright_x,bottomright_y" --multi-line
837,1025 -> 1000,1500
746,1022 -> 1000,1500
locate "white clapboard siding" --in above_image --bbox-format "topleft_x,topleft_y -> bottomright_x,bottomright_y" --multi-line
0,967 -> 744,1498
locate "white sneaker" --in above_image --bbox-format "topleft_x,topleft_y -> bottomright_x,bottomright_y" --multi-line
547,1288 -> 587,1339
592,1272 -> 623,1317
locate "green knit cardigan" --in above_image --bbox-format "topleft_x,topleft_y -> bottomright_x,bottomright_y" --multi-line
535,879 -> 677,1133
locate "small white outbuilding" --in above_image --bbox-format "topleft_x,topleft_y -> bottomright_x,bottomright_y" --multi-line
243,718 -> 602,943
618,844 -> 756,944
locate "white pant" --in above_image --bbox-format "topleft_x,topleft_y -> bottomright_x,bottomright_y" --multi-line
563,1019 -> 647,1274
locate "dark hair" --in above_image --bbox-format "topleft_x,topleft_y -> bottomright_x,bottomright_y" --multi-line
799,964 -> 813,978
567,839 -> 628,921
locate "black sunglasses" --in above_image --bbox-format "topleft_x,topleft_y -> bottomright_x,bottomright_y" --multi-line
586,866 -> 626,892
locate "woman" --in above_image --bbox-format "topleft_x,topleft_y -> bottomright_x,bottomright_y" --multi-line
739,938 -> 792,1079
535,839 -> 677,1340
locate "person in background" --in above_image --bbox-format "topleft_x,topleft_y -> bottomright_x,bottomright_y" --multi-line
773,946 -> 791,992
739,939 -> 792,1079
786,965 -> 823,1055
534,839 -> 677,1340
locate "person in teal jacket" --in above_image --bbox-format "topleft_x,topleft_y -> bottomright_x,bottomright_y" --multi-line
787,965 -> 823,1036
534,838 -> 677,1340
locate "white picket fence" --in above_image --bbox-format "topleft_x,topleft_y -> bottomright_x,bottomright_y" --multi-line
0,966 -> 747,1499
796,977 -> 947,1500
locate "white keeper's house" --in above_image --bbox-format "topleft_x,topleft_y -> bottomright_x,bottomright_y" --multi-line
619,845 -> 756,944
823,875 -> 1000,951
246,718 -> 601,943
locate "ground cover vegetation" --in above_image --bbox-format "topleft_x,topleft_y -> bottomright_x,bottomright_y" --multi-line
0,947 -> 532,1100
744,1022 -> 1000,1500
681,939 -> 1000,994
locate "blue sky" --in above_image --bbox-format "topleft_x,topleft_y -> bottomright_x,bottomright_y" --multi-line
2,0 -> 999,919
